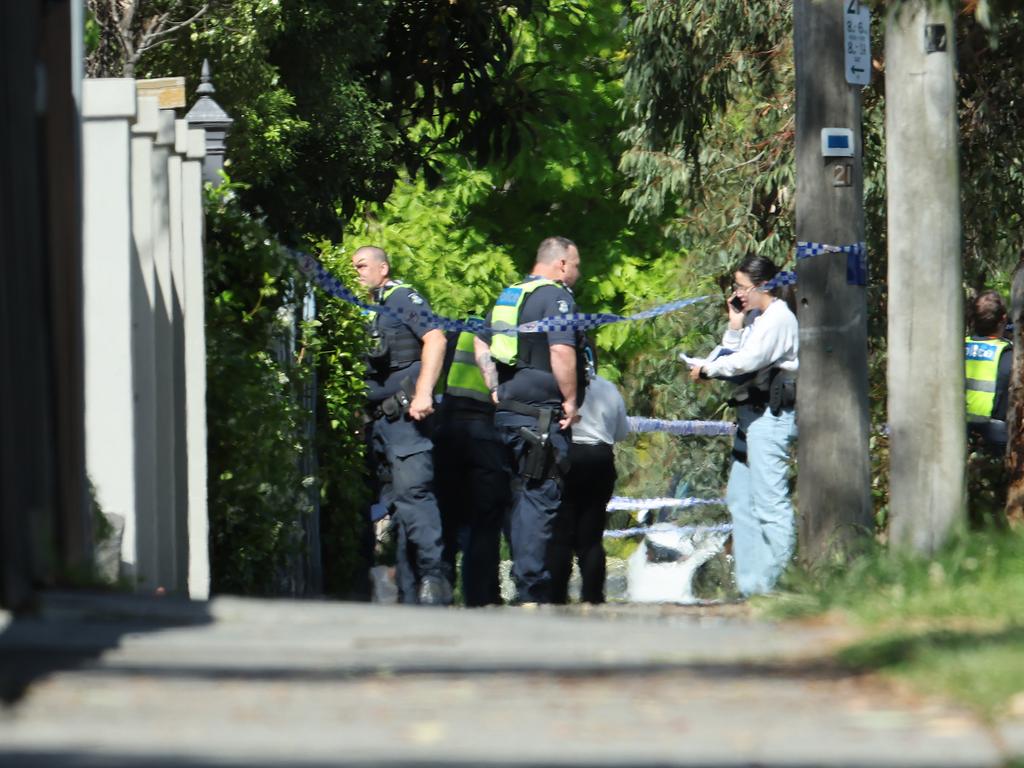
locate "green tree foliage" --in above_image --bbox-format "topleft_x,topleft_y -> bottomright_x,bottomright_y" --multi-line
301,264 -> 375,599
957,10 -> 1024,284
204,184 -> 314,594
618,0 -> 793,221
140,0 -> 548,239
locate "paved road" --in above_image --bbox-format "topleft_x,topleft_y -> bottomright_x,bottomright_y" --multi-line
0,593 -> 1020,767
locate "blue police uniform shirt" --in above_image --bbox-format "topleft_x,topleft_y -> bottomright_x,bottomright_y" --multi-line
367,284 -> 440,403
485,276 -> 576,407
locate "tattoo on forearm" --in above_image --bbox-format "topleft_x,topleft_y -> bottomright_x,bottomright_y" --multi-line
475,350 -> 499,391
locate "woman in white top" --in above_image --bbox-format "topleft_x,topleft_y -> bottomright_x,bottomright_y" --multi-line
689,255 -> 798,596
548,345 -> 629,604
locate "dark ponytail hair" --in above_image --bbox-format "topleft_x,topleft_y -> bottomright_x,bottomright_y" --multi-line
736,253 -> 797,314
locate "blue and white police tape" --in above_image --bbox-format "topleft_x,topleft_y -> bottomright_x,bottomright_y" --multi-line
514,294 -> 709,333
603,522 -> 733,539
796,240 -> 868,286
291,248 -> 488,334
759,270 -> 798,291
628,416 -> 735,437
606,496 -> 726,512
290,247 -> 709,335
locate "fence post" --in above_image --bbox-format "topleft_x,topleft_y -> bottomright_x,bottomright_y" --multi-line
181,127 -> 210,599
82,79 -> 138,563
128,94 -> 161,586
152,108 -> 182,591
185,60 -> 233,186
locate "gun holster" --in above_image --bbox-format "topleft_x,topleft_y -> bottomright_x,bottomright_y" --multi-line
518,408 -> 559,481
768,370 -> 797,416
379,378 -> 414,422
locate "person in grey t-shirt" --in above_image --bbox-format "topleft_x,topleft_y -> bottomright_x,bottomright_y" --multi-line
547,345 -> 629,604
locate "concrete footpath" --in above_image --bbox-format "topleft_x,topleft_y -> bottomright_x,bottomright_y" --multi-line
0,592 -> 1020,767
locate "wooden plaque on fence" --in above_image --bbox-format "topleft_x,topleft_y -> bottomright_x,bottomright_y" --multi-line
136,77 -> 186,109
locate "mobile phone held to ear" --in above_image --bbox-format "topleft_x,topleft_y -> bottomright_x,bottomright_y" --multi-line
729,295 -> 744,312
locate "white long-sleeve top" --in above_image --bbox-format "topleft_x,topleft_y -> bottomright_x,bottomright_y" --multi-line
702,298 -> 798,391
572,375 -> 630,446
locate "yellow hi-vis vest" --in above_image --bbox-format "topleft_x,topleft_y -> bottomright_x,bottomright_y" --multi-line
444,330 -> 491,403
489,278 -> 561,366
965,336 -> 1010,421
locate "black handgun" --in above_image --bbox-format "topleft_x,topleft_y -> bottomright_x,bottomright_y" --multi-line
518,426 -> 549,480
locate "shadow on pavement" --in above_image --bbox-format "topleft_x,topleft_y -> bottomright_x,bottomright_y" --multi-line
0,755 -> 851,768
0,591 -> 212,705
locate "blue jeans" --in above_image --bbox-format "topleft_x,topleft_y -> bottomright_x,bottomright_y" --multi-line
726,405 -> 797,596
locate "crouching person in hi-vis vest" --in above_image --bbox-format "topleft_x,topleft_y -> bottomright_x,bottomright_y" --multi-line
965,290 -> 1013,454
479,236 -> 587,605
433,325 -> 510,606
352,246 -> 451,605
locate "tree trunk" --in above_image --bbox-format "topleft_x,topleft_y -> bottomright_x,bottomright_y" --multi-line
1005,260 -> 1024,523
885,0 -> 965,553
793,0 -> 873,562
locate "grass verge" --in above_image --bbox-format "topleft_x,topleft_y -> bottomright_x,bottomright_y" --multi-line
764,528 -> 1024,720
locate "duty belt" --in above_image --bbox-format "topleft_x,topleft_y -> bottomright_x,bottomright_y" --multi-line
496,399 -> 563,421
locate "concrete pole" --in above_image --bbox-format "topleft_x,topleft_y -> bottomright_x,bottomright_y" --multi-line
152,109 -> 180,590
128,94 -> 161,586
82,79 -> 138,547
168,119 -> 190,592
885,0 -> 965,552
793,0 -> 873,560
182,128 -> 210,599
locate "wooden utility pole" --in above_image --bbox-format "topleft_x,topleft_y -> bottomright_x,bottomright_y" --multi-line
1003,260 -> 1024,523
793,0 -> 874,561
886,0 -> 964,552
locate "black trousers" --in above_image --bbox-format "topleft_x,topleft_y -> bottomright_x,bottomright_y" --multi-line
548,442 -> 616,604
433,414 -> 509,606
369,413 -> 444,603
494,410 -> 572,604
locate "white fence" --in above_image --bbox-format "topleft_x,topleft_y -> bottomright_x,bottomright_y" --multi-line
81,78 -> 209,599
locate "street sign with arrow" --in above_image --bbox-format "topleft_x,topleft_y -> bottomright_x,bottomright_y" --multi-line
844,0 -> 871,86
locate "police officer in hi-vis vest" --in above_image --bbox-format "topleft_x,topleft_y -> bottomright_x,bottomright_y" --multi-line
433,325 -> 509,606
480,236 -> 587,604
352,246 -> 451,605
965,290 -> 1013,453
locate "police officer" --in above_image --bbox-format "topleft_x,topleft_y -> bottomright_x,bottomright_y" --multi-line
352,245 -> 451,605
433,325 -> 508,606
966,290 -> 1013,453
480,236 -> 587,604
